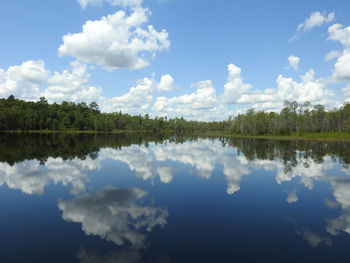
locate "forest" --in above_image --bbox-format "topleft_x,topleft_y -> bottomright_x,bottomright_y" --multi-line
1,95 -> 350,136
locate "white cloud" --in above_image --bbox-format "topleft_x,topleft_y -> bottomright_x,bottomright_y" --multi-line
43,60 -> 102,103
326,23 -> 350,100
290,11 -> 335,42
0,59 -> 156,114
298,11 -> 335,32
342,85 -> 350,102
0,59 -> 341,119
275,70 -> 333,105
219,63 -> 337,112
222,64 -> 252,104
328,24 -> 350,46
331,50 -> 350,82
232,69 -> 337,111
288,55 -> 300,70
0,60 -> 49,100
58,187 -> 168,248
157,74 -> 176,92
328,24 -> 350,82
77,0 -> 143,9
58,7 -> 170,70
0,60 -> 102,104
102,77 -> 154,113
324,50 -> 341,61
152,80 -> 231,121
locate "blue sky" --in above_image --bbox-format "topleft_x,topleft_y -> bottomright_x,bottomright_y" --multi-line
1,0 -> 350,120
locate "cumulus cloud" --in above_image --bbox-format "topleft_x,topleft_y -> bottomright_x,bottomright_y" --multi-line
0,60 -> 102,104
232,69 -> 336,111
342,85 -> 350,102
152,80 -> 232,121
275,70 -> 333,105
0,58 -> 341,120
219,63 -> 338,112
77,0 -> 143,9
58,7 -> 170,70
328,24 -> 350,82
0,60 -> 49,100
331,50 -> 350,82
222,64 -> 252,104
58,187 -> 168,248
101,77 -> 154,113
288,55 -> 300,70
43,60 -> 102,103
157,74 -> 177,92
328,23 -> 350,46
0,59 -> 157,114
326,23 -> 350,101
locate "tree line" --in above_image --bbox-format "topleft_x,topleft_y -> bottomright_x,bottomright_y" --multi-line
226,101 -> 350,135
0,95 -> 223,132
1,95 -> 350,135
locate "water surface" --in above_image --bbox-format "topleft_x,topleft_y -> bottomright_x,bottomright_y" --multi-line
0,133 -> 350,262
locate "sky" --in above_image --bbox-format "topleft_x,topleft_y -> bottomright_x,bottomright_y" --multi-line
1,0 -> 350,120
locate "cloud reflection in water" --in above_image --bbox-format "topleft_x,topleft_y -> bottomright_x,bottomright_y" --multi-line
1,137 -> 350,246
58,187 -> 168,248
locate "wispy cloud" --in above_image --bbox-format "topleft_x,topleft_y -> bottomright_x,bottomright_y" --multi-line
290,11 -> 335,42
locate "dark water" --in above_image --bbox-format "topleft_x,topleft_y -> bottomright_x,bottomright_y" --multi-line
0,133 -> 350,262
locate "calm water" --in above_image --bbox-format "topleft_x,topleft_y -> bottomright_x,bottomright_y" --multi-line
0,133 -> 350,262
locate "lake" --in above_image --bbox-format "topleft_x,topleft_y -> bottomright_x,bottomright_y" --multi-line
0,133 -> 349,262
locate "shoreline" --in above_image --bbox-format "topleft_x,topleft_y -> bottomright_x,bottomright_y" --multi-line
186,132 -> 350,142
2,130 -> 350,142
